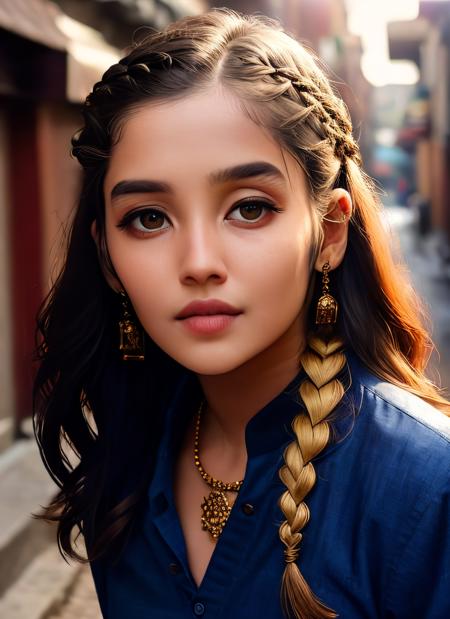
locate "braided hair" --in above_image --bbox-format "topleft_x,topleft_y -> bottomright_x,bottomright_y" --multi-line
34,8 -> 449,619
278,336 -> 347,618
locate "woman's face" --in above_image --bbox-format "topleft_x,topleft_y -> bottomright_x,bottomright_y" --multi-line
103,85 -> 316,375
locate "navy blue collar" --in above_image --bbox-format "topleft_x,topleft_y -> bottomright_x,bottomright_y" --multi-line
148,349 -> 366,505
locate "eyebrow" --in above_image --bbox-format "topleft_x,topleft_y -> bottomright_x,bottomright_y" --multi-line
110,161 -> 285,201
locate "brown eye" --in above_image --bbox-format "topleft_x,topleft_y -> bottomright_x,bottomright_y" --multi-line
240,203 -> 264,220
138,211 -> 166,230
117,208 -> 170,233
229,199 -> 279,224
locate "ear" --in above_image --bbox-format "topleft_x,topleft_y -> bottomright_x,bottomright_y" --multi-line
314,188 -> 352,271
90,220 -> 122,292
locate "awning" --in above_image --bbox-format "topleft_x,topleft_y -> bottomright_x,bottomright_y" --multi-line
0,0 -> 67,50
55,13 -> 120,103
0,0 -> 120,102
387,17 -> 429,67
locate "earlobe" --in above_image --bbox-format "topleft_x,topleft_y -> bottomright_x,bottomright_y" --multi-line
314,188 -> 352,271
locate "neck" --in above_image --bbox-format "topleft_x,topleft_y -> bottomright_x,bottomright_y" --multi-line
196,318 -> 306,453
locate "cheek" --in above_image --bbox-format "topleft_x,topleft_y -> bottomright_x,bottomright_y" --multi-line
247,225 -> 313,306
104,221 -> 169,311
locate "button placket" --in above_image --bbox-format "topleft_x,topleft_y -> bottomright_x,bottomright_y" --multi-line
193,601 -> 205,616
241,503 -> 255,516
169,562 -> 181,575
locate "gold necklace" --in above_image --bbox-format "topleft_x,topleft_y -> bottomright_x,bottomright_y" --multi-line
194,400 -> 244,541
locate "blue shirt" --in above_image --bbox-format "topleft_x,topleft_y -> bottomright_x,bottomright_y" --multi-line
90,352 -> 450,618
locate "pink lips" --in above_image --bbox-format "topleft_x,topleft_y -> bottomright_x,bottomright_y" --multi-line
176,299 -> 242,335
176,299 -> 242,320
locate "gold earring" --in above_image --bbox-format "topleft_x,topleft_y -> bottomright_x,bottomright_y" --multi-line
322,197 -> 350,223
118,290 -> 145,361
322,213 -> 347,223
315,261 -> 338,325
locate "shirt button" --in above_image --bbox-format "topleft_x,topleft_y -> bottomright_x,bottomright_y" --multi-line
168,562 -> 180,575
242,503 -> 255,516
193,601 -> 205,616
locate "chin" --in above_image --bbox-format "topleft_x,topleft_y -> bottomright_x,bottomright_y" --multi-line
170,351 -> 252,376
180,360 -> 242,376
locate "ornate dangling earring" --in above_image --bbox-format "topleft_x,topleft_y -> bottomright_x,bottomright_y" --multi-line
315,261 -> 338,325
118,290 -> 145,361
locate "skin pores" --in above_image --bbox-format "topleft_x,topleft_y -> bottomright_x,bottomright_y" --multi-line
102,85 -> 317,402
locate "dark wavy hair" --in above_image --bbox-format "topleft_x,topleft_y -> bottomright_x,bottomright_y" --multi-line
33,8 -> 449,619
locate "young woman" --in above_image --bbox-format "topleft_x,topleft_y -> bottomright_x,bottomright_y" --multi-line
33,8 -> 450,619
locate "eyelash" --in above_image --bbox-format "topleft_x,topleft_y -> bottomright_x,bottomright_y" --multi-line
116,199 -> 283,234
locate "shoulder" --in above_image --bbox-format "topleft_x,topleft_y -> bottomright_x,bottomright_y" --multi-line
346,350 -> 450,445
341,354 -> 450,616
336,351 -> 450,506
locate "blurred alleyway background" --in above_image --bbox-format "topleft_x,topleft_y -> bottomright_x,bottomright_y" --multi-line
0,0 -> 449,617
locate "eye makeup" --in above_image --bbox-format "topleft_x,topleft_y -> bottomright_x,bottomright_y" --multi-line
116,198 -> 284,235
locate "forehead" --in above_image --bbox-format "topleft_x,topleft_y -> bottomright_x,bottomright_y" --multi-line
104,85 -> 307,196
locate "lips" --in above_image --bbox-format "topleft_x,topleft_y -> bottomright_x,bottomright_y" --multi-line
176,299 -> 242,319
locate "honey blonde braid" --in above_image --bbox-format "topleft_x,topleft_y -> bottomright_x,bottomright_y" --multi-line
270,67 -> 361,164
278,335 -> 347,619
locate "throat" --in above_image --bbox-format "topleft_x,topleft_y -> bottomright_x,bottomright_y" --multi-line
173,430 -> 245,590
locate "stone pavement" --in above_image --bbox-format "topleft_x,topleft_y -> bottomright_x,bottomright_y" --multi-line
0,435 -> 101,619
46,565 -> 101,619
0,439 -> 57,598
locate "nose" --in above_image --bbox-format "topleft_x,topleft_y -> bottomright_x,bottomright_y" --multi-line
178,219 -> 227,287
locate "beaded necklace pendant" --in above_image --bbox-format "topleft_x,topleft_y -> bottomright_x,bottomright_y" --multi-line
194,401 -> 244,541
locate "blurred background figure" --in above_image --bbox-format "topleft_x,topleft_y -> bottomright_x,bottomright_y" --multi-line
0,1 -> 448,617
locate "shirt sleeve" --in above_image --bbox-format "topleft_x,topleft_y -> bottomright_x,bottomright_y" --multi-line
383,468 -> 450,619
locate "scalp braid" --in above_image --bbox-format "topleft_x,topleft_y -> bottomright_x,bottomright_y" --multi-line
278,336 -> 346,619
270,67 -> 361,164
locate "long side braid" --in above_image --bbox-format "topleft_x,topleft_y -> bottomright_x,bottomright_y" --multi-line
278,335 -> 346,619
